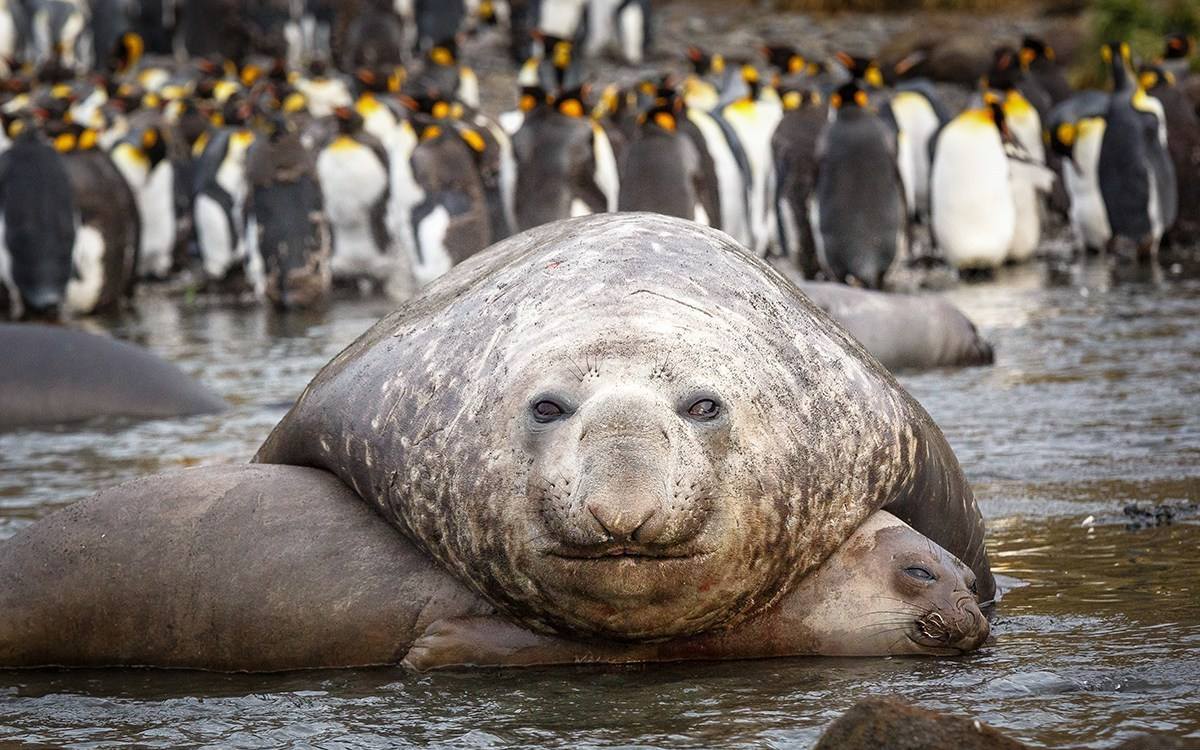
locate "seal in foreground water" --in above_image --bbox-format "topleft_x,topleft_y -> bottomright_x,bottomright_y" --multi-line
0,465 -> 987,671
256,212 -> 994,641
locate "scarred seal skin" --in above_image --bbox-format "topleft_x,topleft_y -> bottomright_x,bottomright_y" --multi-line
256,213 -> 994,642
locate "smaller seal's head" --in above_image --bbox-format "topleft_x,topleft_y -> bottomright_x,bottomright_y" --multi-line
879,525 -> 990,654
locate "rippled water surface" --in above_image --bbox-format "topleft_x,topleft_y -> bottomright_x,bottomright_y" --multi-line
1,261 -> 1197,749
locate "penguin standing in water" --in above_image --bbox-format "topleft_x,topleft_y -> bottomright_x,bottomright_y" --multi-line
1140,63 -> 1200,248
618,94 -> 719,225
54,123 -> 140,316
930,93 -> 1015,273
192,96 -> 262,292
0,120 -> 76,320
1047,91 -> 1112,254
771,84 -> 825,278
989,50 -> 1054,264
315,105 -> 396,290
1098,42 -> 1177,260
246,111 -> 331,311
885,81 -> 948,224
810,81 -> 907,289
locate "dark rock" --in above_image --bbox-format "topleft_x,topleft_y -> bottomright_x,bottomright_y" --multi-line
812,696 -> 1030,750
1112,732 -> 1196,749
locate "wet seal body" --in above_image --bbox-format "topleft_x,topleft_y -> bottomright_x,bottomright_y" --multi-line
797,281 -> 994,371
0,324 -> 226,429
257,213 -> 994,642
0,467 -> 984,671
404,510 -> 989,670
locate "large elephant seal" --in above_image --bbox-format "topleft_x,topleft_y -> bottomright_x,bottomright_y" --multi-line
0,324 -> 227,429
403,510 -> 990,670
0,465 -> 985,671
256,212 -> 994,642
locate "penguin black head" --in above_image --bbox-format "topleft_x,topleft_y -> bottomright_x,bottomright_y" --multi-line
1020,36 -> 1054,67
1164,32 -> 1194,61
637,102 -> 681,134
222,94 -> 254,128
988,46 -> 1022,91
555,85 -> 591,118
1101,41 -> 1135,90
685,47 -> 724,77
1138,63 -> 1174,91
834,51 -> 884,89
517,85 -> 548,113
332,105 -> 365,135
428,38 -> 460,68
779,84 -> 820,111
762,44 -> 810,76
107,31 -> 145,75
829,81 -> 869,112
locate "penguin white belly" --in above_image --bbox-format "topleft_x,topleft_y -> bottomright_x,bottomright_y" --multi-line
688,109 -> 749,246
591,124 -> 620,212
0,218 -> 17,317
386,123 -> 421,260
896,129 -> 917,218
140,161 -> 176,278
457,70 -> 480,110
65,225 -> 106,315
539,0 -> 587,38
694,203 -> 710,227
318,141 -> 389,278
195,194 -> 235,279
617,1 -> 644,64
298,79 -> 352,119
1066,119 -> 1111,252
569,198 -> 592,217
723,101 -> 781,256
1007,160 -> 1044,263
414,204 -> 453,286
499,110 -> 525,136
931,122 -> 1014,269
1010,114 -> 1045,164
891,92 -> 940,218
0,6 -> 14,62
585,0 -> 619,58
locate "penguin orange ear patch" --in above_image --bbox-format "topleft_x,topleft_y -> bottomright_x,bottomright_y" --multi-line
460,128 -> 486,152
519,94 -> 537,112
854,90 -> 868,107
142,129 -> 159,149
653,111 -> 676,131
558,99 -> 584,118
830,93 -> 843,109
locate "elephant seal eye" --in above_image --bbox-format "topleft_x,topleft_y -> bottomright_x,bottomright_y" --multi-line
532,400 -> 566,423
904,566 -> 937,582
687,398 -> 720,421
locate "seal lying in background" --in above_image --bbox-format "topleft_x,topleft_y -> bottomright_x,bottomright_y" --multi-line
0,324 -> 227,429
0,465 -> 987,671
256,213 -> 994,643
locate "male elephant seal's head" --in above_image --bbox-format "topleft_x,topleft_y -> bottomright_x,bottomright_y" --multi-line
256,214 -> 991,641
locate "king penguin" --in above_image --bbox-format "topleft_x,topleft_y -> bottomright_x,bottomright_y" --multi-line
810,81 -> 907,289
618,94 -> 719,225
771,83 -> 826,278
930,93 -> 1015,273
1047,91 -> 1112,254
1140,63 -> 1200,248
718,63 -> 782,256
315,105 -> 395,289
0,120 -> 76,320
1098,42 -> 1178,259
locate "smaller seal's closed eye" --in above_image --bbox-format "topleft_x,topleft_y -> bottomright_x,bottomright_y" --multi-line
904,566 -> 937,582
687,398 -> 721,421
532,399 -> 567,423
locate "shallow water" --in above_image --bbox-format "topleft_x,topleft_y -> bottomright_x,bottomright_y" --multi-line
1,259 -> 1198,749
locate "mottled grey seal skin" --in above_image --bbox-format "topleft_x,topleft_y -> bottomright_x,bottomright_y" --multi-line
404,511 -> 989,671
256,213 -> 994,643
0,464 -> 489,671
795,280 -> 994,371
0,324 -> 227,429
